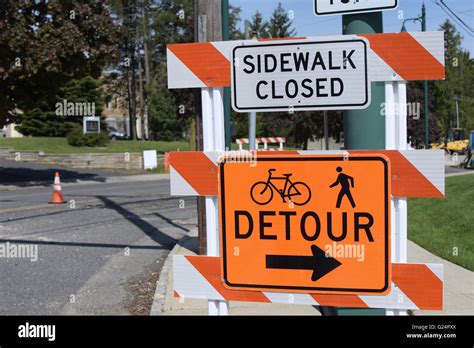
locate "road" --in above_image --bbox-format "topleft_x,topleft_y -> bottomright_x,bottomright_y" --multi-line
0,158 -> 131,188
0,176 -> 197,315
1,158 -> 471,315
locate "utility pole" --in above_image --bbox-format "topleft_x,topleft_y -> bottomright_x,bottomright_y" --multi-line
244,20 -> 257,151
194,0 -> 222,255
222,0 -> 232,149
454,95 -> 459,128
343,13 -> 385,150
341,12 -> 386,316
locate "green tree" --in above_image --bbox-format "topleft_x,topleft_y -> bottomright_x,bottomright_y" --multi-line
432,20 -> 474,136
248,11 -> 269,39
154,0 -> 194,60
407,81 -> 441,147
17,76 -> 104,136
268,3 -> 296,39
0,0 -> 119,128
229,5 -> 244,40
148,63 -> 189,141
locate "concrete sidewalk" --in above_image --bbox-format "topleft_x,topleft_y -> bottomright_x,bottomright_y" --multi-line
151,229 -> 473,315
407,240 -> 473,315
151,228 -> 321,315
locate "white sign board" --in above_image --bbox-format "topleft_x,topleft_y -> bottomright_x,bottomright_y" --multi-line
231,39 -> 370,113
83,116 -> 100,134
143,150 -> 158,170
314,0 -> 398,16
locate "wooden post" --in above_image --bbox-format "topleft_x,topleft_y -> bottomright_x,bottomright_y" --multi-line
194,0 -> 222,256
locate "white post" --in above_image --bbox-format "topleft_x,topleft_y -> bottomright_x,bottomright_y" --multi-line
385,81 -> 408,316
201,87 -> 229,315
396,82 -> 408,266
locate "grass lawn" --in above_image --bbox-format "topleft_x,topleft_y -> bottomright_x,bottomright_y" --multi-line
0,137 -> 189,154
0,137 -> 287,154
409,174 -> 474,271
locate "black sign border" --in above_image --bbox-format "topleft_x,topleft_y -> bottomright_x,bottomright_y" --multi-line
314,0 -> 398,16
232,39 -> 369,112
220,156 -> 390,293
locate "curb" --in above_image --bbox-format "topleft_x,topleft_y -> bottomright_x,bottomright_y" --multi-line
445,171 -> 474,177
150,227 -> 198,315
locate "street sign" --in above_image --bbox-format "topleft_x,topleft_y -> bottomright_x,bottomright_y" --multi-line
231,39 -> 370,112
83,116 -> 100,134
168,32 -> 444,88
219,155 -> 391,294
314,0 -> 398,16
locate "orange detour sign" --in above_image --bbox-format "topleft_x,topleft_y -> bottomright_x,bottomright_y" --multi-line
218,154 -> 391,295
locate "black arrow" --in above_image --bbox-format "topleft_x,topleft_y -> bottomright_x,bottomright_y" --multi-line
265,245 -> 342,282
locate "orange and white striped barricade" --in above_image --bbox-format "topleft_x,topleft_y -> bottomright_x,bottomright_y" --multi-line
167,32 -> 444,90
166,150 -> 445,198
236,137 -> 286,151
166,31 -> 446,314
173,255 -> 443,311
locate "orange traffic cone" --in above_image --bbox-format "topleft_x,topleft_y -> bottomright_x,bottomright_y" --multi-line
49,171 -> 66,204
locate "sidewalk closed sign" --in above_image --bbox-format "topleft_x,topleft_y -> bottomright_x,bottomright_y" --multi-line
231,39 -> 369,112
314,0 -> 398,16
219,155 -> 391,294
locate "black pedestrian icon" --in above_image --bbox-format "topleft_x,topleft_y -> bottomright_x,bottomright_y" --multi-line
329,166 -> 356,208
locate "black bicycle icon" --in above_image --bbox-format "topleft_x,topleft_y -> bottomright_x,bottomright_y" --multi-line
250,169 -> 311,206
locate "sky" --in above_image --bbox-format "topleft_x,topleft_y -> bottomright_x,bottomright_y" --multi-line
230,0 -> 474,55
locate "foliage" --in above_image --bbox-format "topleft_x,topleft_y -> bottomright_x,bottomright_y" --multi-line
268,2 -> 296,39
66,126 -> 109,147
407,20 -> 473,147
153,0 -> 194,61
0,0 -> 120,128
17,76 -> 104,136
0,136 -> 189,154
432,20 -> 474,136
407,81 -> 441,147
229,5 -> 244,40
18,108 -> 75,137
247,11 -> 269,39
148,64 -> 190,141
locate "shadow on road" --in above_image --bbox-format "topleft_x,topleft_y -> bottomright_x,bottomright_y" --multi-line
97,196 -> 179,249
0,165 -> 106,187
154,212 -> 190,233
0,159 -> 134,188
0,238 -> 168,250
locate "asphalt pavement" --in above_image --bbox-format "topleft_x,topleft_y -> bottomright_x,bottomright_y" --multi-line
1,160 -> 471,315
0,176 -> 197,315
0,159 -> 131,188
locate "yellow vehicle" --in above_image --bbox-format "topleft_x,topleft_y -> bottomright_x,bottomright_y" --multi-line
431,128 -> 469,154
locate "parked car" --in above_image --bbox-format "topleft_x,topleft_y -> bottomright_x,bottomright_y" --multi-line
107,127 -> 126,140
0,129 -> 6,138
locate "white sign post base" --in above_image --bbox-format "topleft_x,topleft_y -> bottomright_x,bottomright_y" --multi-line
201,87 -> 230,315
384,81 -> 408,316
